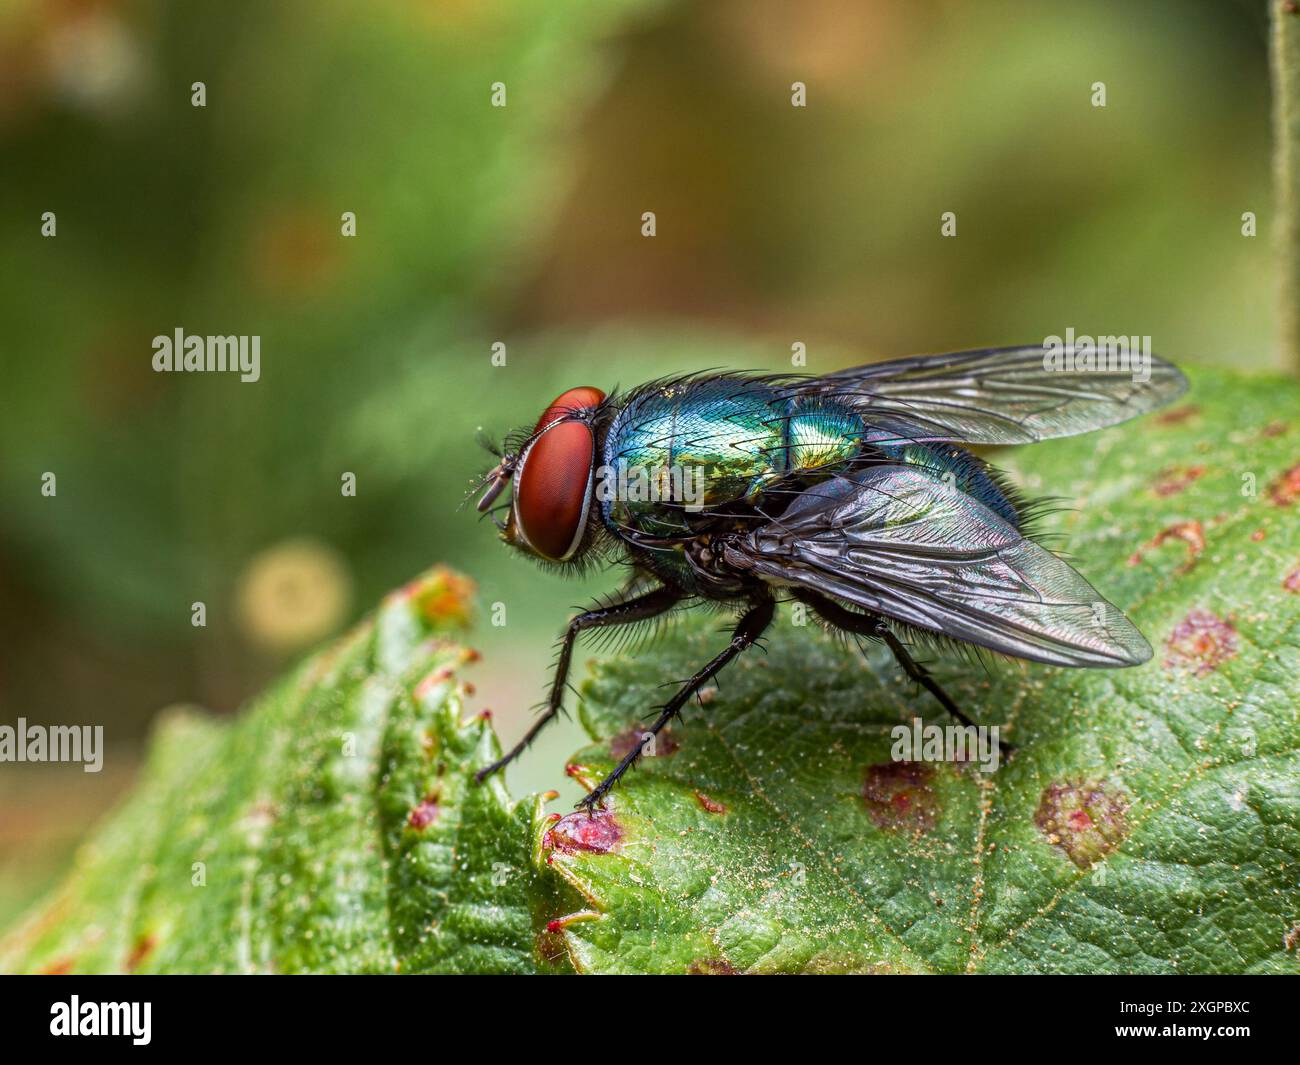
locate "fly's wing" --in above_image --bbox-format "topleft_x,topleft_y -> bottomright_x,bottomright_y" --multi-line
792,345 -> 1187,445
726,464 -> 1151,667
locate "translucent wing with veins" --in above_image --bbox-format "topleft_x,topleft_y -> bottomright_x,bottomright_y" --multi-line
789,345 -> 1188,445
727,463 -> 1151,667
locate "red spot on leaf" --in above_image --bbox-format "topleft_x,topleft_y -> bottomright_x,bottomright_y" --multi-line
862,761 -> 937,833
1164,608 -> 1238,676
1127,520 -> 1205,573
1035,781 -> 1130,868
542,911 -> 594,941
695,791 -> 727,814
1262,420 -> 1289,438
40,958 -> 74,975
1152,465 -> 1205,497
544,808 -> 623,855
1284,567 -> 1300,594
609,726 -> 679,760
407,797 -> 440,829
1268,463 -> 1300,506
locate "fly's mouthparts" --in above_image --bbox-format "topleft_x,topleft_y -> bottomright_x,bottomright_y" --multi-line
476,463 -> 511,512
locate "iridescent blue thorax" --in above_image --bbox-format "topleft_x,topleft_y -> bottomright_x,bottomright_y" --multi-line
598,377 -> 863,588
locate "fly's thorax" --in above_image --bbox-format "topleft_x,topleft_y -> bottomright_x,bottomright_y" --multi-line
599,380 -> 877,542
601,378 -> 789,525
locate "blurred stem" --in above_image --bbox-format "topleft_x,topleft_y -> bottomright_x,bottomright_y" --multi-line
1275,1 -> 1300,370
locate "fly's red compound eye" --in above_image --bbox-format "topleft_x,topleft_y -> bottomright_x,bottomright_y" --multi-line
513,387 -> 605,561
532,386 -> 606,433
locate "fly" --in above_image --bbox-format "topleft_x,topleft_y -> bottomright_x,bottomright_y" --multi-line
470,346 -> 1188,811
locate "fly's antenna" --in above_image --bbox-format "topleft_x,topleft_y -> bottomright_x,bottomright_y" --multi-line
459,429 -> 516,513
459,469 -> 495,512
463,457 -> 516,514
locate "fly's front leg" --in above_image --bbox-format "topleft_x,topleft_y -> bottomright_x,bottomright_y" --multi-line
577,592 -> 776,811
475,585 -> 680,783
792,589 -> 992,737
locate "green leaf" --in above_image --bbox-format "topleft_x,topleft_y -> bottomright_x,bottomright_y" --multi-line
0,568 -> 561,974
6,366 -> 1298,975
538,365 -> 1300,974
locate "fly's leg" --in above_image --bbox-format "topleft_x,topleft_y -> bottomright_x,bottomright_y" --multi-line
876,627 -> 984,733
475,585 -> 681,783
792,590 -> 992,737
577,592 -> 775,812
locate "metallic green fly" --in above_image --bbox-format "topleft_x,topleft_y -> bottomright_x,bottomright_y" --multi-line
472,345 -> 1187,810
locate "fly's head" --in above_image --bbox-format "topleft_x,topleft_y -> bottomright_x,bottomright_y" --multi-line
475,386 -> 609,569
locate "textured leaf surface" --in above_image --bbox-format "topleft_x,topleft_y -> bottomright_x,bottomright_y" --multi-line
539,366 -> 1300,974
0,569 -> 557,974
6,367 -> 1299,975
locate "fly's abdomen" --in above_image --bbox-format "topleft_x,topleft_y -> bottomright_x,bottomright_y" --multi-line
782,400 -> 1020,528
778,397 -> 865,478
875,440 -> 1023,528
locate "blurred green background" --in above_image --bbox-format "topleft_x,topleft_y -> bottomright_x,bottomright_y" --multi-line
0,0 -> 1281,927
